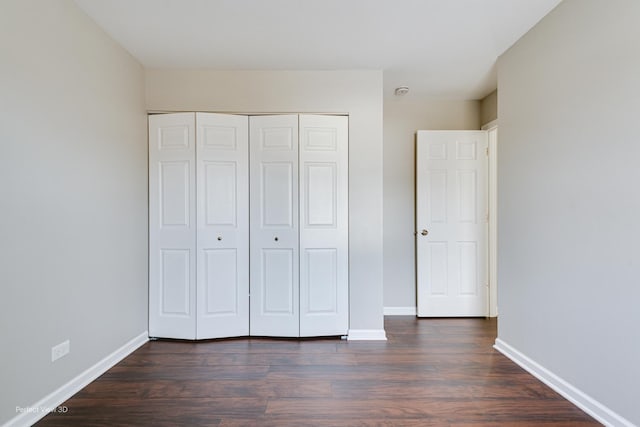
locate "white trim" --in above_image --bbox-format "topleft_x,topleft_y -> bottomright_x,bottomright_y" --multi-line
494,338 -> 635,427
487,125 -> 498,317
481,119 -> 498,130
384,306 -> 416,316
347,329 -> 387,341
3,332 -> 148,427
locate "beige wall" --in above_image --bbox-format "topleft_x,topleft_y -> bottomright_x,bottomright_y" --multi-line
383,96 -> 481,309
480,90 -> 498,125
146,69 -> 384,332
0,1 -> 148,424
497,0 -> 640,424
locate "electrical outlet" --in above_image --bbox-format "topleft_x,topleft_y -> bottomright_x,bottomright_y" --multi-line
51,340 -> 70,362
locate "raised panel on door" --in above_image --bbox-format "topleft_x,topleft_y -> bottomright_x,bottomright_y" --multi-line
416,131 -> 488,317
195,113 -> 249,339
261,249 -> 295,314
261,162 -> 294,227
149,113 -> 197,339
249,115 -> 299,337
299,115 -> 349,336
160,249 -> 191,314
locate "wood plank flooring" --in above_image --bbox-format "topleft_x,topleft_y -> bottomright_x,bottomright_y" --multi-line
37,317 -> 600,426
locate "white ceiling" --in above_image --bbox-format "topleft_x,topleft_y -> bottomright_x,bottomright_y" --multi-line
74,0 -> 561,100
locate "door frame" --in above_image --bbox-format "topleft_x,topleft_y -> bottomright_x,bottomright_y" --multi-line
482,120 -> 498,317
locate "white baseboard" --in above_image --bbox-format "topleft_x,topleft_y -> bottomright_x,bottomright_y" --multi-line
4,331 -> 148,427
494,338 -> 635,427
384,306 -> 416,316
347,329 -> 387,341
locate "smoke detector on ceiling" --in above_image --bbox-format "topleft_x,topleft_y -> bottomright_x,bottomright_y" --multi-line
394,86 -> 409,96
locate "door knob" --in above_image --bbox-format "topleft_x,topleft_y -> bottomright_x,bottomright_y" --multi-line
274,237 -> 279,242
217,236 -> 222,241
421,229 -> 429,236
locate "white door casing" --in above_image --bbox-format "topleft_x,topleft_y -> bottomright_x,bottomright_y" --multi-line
195,113 -> 249,339
149,113 -> 197,339
299,115 -> 349,336
486,124 -> 498,317
249,115 -> 300,337
416,131 -> 489,317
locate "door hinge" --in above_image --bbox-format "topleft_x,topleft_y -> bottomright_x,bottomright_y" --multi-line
486,146 -> 489,156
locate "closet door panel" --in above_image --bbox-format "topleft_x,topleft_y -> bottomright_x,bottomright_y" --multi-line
203,248 -> 238,313
196,113 -> 249,339
299,115 -> 349,336
203,161 -> 237,225
250,115 -> 299,337
149,113 -> 197,339
261,249 -> 295,314
261,162 -> 294,226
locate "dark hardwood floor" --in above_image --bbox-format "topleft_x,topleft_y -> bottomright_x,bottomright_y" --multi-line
37,317 -> 600,426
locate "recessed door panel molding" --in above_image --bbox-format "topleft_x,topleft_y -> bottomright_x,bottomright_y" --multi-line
303,127 -> 338,151
417,131 -> 488,317
427,170 -> 448,224
456,140 -> 477,160
304,162 -> 337,227
305,248 -> 338,314
196,113 -> 249,339
202,161 -> 237,227
203,248 -> 238,315
299,115 -> 349,336
458,242 -> 478,296
458,170 -> 478,223
160,249 -> 191,315
261,127 -> 294,151
158,126 -> 190,151
261,162 -> 294,227
261,249 -> 295,314
427,242 -> 448,296
426,140 -> 447,160
149,113 -> 197,339
159,161 -> 190,227
201,125 -> 237,150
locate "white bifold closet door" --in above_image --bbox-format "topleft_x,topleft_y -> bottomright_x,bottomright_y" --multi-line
249,115 -> 349,337
150,112 -> 348,339
149,113 -> 249,339
149,113 -> 197,339
298,115 -> 349,337
195,113 -> 249,339
249,115 -> 300,336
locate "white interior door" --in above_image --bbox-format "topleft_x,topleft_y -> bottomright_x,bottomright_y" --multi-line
149,113 -> 197,339
416,131 -> 488,317
249,115 -> 300,337
299,115 -> 349,336
195,113 -> 249,339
